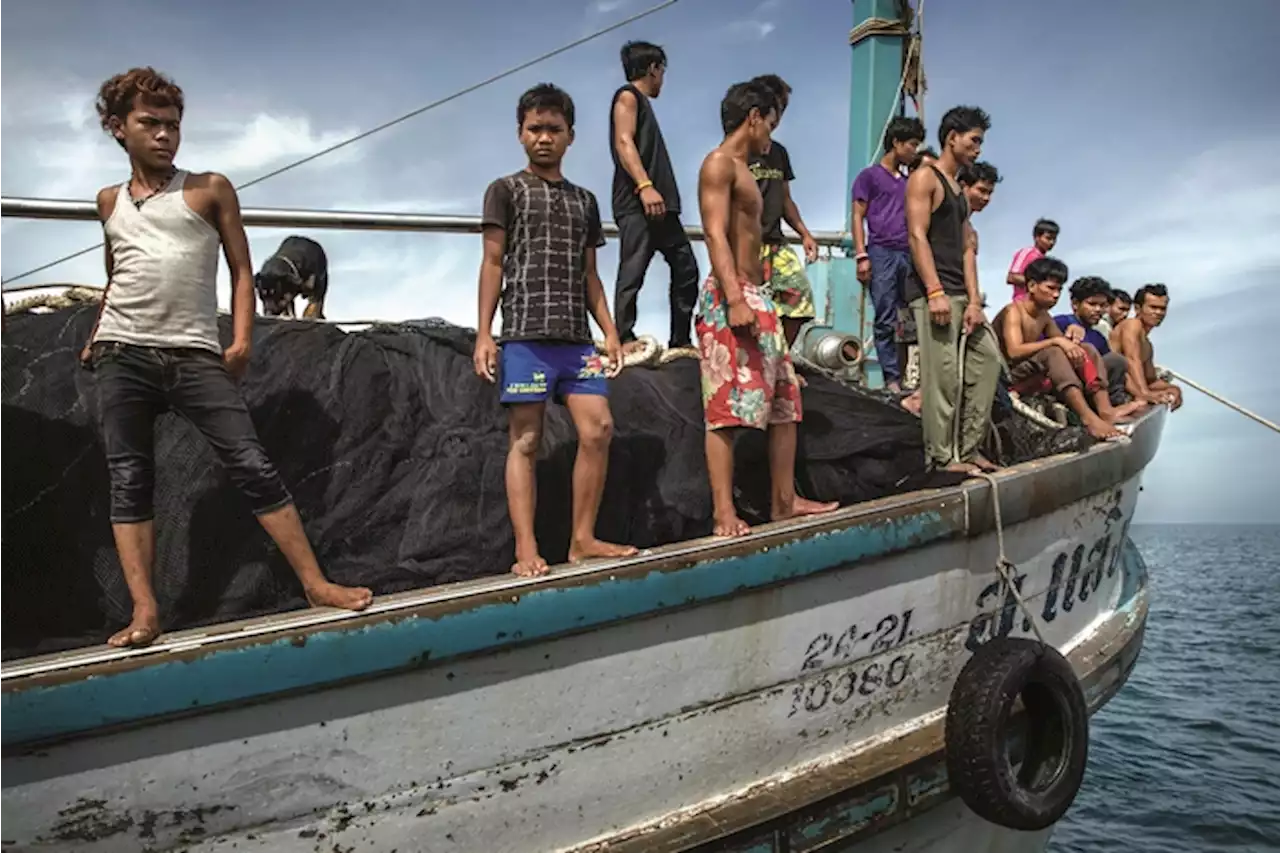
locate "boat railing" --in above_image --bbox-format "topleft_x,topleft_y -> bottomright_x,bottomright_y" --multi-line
0,197 -> 848,292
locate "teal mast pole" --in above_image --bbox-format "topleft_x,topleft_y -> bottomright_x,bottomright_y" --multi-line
802,0 -> 906,388
845,0 -> 907,233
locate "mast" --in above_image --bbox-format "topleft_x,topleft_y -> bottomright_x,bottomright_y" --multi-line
844,0 -> 909,233
800,0 -> 910,389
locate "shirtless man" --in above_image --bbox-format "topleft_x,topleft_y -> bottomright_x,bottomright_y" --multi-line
696,80 -> 837,537
1110,283 -> 1182,410
994,257 -> 1140,440
83,68 -> 372,646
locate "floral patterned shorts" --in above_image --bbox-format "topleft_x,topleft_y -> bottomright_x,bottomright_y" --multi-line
695,277 -> 803,432
761,243 -> 816,320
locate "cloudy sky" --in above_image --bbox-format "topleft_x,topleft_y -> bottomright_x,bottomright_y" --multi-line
3,0 -> 1278,523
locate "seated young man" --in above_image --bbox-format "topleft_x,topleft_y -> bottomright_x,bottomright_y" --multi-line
994,257 -> 1140,440
1110,283 -> 1182,410
1054,275 -> 1140,407
473,83 -> 637,576
1096,287 -> 1130,339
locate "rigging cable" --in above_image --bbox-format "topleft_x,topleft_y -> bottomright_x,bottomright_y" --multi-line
864,0 -> 922,169
1,0 -> 681,287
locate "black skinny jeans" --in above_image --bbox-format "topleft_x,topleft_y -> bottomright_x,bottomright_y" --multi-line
91,342 -> 292,524
613,212 -> 700,349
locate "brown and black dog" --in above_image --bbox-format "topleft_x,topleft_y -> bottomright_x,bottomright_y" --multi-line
255,235 -> 328,319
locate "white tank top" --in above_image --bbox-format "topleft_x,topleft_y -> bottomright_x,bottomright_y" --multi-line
93,170 -> 223,352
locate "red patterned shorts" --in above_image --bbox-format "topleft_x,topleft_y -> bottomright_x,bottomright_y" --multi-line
695,277 -> 803,431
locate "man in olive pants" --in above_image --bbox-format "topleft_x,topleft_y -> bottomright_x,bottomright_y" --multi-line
904,106 -> 1001,472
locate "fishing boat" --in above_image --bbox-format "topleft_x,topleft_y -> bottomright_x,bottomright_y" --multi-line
1,1 -> 1164,851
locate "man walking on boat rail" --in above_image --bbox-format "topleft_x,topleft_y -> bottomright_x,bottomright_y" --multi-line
610,41 -> 700,355
904,106 -> 1002,474
81,68 -> 372,647
474,84 -> 637,576
695,80 -> 837,537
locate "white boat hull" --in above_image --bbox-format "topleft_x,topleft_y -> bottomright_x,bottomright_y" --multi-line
1,413 -> 1162,852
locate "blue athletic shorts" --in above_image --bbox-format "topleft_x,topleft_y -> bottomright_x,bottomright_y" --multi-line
499,340 -> 608,404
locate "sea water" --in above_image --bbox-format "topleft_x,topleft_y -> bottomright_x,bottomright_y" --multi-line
1051,525 -> 1280,852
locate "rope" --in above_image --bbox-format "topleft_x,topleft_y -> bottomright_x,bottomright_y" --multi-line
4,286 -> 102,315
1160,366 -> 1280,435
866,32 -> 918,170
848,17 -> 907,46
913,0 -> 926,125
0,0 -> 682,287
976,470 -> 1048,646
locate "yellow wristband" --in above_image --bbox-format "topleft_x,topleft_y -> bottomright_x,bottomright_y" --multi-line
635,180 -> 653,193
926,287 -> 945,298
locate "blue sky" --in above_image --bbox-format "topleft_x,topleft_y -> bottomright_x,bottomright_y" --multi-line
3,0 -> 1278,523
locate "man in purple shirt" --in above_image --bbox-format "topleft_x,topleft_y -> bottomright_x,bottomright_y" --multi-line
852,116 -> 925,393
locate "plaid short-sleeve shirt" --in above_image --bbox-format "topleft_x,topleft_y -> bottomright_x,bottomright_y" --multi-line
482,171 -> 606,343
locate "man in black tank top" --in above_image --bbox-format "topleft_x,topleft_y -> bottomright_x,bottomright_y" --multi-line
904,106 -> 1002,473
609,41 -> 700,352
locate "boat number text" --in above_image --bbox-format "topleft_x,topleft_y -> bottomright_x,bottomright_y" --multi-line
789,610 -> 915,717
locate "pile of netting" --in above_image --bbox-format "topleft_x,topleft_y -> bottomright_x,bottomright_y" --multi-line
1,304 -> 1084,659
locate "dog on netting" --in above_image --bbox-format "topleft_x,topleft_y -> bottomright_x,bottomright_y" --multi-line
254,235 -> 328,319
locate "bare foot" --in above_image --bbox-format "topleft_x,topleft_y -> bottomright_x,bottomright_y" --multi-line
306,582 -> 374,611
1085,417 -> 1123,441
569,538 -> 638,562
774,495 -> 839,521
969,454 -> 1001,472
1108,399 -> 1147,423
901,391 -> 922,416
511,553 -> 549,577
713,513 -> 751,537
108,609 -> 160,648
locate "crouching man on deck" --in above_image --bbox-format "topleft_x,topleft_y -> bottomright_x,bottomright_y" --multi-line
1110,283 -> 1182,410
473,84 -> 637,577
81,68 -> 372,647
695,80 -> 837,537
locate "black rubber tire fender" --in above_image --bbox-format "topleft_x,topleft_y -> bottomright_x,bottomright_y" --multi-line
944,635 -> 1089,831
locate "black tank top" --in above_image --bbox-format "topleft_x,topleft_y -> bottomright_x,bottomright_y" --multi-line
610,84 -> 680,219
904,165 -> 969,302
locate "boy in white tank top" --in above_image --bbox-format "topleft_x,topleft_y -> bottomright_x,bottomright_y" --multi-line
83,68 -> 372,647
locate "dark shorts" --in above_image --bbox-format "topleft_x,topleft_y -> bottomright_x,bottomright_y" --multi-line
91,342 -> 293,524
499,340 -> 608,405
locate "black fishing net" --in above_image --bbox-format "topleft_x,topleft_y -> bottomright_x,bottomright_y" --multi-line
988,380 -> 1093,464
2,306 -> 1070,660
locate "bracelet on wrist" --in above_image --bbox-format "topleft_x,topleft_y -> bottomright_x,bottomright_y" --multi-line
634,180 -> 653,194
